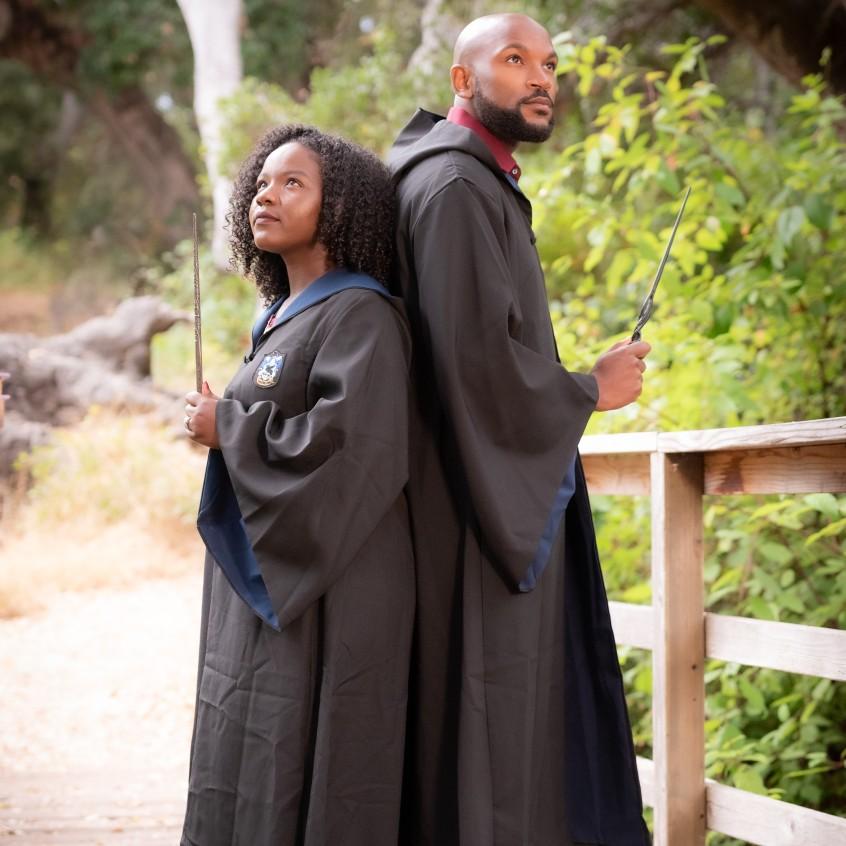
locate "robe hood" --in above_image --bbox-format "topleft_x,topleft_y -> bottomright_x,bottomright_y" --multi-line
389,108 -> 507,186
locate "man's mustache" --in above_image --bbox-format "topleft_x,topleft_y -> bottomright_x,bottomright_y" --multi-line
519,90 -> 554,106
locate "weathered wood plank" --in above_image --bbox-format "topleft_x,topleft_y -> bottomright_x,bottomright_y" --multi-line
579,431 -> 659,455
705,780 -> 846,845
580,418 -> 846,458
582,452 -> 651,495
0,768 -> 185,844
704,443 -> 846,494
609,601 -> 654,650
637,757 -> 846,846
651,452 -> 706,846
636,756 -> 655,807
0,824 -> 182,844
658,417 -> 846,454
706,614 -> 846,681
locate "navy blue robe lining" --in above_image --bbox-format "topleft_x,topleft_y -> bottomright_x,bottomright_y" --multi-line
503,166 -> 581,594
518,458 -> 577,591
197,269 -> 391,628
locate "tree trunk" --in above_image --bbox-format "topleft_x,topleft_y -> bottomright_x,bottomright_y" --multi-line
693,0 -> 846,93
87,87 -> 199,244
0,297 -> 189,476
407,0 -> 460,76
176,0 -> 243,270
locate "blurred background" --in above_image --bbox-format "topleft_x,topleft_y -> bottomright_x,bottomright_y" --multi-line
0,0 -> 844,842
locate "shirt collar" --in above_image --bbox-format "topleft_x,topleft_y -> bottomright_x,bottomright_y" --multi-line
446,106 -> 522,182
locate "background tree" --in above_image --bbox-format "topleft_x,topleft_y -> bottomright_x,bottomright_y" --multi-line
692,0 -> 846,94
176,0 -> 242,268
0,0 -> 198,251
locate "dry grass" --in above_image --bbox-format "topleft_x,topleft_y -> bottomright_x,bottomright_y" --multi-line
0,408 -> 208,618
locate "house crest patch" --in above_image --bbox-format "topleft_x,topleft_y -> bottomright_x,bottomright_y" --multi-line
255,351 -> 286,388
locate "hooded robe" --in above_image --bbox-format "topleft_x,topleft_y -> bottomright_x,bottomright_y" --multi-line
389,111 -> 650,846
181,270 -> 415,846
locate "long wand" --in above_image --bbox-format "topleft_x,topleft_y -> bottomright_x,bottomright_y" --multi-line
193,212 -> 203,392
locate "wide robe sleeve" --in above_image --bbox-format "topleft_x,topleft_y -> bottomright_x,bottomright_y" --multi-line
411,176 -> 597,589
213,296 -> 410,629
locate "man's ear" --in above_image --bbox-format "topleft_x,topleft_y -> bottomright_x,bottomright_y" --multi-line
450,63 -> 474,99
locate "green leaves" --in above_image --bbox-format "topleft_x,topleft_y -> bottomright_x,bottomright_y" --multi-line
544,36 -> 846,824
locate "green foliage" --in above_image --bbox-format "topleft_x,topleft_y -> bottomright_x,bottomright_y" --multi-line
69,0 -> 193,94
538,37 -> 846,827
220,30 -> 451,173
529,35 -> 846,432
0,63 -> 62,216
146,237 -> 257,392
0,228 -> 67,291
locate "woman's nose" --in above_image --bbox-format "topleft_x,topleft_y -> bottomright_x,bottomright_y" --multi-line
255,185 -> 273,205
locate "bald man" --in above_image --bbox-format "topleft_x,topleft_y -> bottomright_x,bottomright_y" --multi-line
390,13 -> 651,846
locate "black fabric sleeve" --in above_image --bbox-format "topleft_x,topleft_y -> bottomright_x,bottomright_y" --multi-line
411,177 -> 598,588
214,297 -> 410,627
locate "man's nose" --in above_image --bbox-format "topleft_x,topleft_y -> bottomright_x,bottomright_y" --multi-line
527,67 -> 555,94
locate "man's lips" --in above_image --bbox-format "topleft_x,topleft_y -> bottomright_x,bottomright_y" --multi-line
522,97 -> 553,113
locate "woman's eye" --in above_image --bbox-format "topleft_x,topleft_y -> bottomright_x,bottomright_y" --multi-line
286,178 -> 301,188
546,62 -> 557,72
506,54 -> 522,64
256,180 -> 267,190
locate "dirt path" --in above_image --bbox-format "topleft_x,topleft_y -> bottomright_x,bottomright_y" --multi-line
0,574 -> 203,843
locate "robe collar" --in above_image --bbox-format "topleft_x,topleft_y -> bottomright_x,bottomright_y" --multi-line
250,269 -> 388,351
446,106 -> 522,183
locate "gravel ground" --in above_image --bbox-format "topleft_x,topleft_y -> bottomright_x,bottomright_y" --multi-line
0,574 -> 203,776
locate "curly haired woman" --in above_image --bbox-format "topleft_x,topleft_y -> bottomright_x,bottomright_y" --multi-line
180,125 -> 414,846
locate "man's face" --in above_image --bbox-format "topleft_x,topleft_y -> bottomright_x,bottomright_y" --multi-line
470,21 -> 558,143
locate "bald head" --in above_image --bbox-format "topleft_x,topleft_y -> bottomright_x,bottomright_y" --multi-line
449,13 -> 559,146
452,13 -> 551,66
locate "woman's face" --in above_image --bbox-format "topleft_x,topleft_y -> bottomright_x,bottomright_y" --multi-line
249,141 -> 323,256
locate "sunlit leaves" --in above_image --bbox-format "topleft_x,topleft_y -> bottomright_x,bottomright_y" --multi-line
546,35 -> 846,821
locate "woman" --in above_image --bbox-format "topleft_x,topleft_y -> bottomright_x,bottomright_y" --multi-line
180,126 -> 414,846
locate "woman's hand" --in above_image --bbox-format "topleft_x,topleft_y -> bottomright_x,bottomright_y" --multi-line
185,381 -> 221,449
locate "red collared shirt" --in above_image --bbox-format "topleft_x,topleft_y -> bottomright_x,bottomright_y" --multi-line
446,106 -> 522,182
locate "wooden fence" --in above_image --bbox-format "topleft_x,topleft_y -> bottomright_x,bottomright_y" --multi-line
580,416 -> 846,846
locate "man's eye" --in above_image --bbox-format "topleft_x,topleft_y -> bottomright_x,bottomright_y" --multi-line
546,62 -> 557,72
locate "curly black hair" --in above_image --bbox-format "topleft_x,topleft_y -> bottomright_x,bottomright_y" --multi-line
227,124 -> 396,303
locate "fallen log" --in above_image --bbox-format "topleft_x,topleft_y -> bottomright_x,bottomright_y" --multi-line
0,297 -> 189,477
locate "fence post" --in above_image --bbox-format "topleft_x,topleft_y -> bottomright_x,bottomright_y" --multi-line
651,451 -> 706,844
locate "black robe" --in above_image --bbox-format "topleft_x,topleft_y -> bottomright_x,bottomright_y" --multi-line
389,111 -> 649,846
181,271 -> 415,846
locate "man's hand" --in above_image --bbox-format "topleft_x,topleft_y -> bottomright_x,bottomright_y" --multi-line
591,340 -> 651,411
185,381 -> 220,448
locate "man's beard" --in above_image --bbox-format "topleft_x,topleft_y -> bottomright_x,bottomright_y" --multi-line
474,87 -> 555,144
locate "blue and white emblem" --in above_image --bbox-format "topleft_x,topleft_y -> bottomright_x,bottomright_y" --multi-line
254,351 -> 286,388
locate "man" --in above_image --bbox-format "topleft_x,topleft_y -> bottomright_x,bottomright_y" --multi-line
390,12 -> 652,846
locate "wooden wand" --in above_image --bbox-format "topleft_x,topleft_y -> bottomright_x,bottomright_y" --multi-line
193,213 -> 203,392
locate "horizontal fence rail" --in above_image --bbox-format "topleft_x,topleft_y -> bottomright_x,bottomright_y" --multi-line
579,416 -> 846,846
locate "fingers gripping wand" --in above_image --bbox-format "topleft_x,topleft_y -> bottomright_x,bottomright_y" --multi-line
193,213 -> 204,392
631,186 -> 691,343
